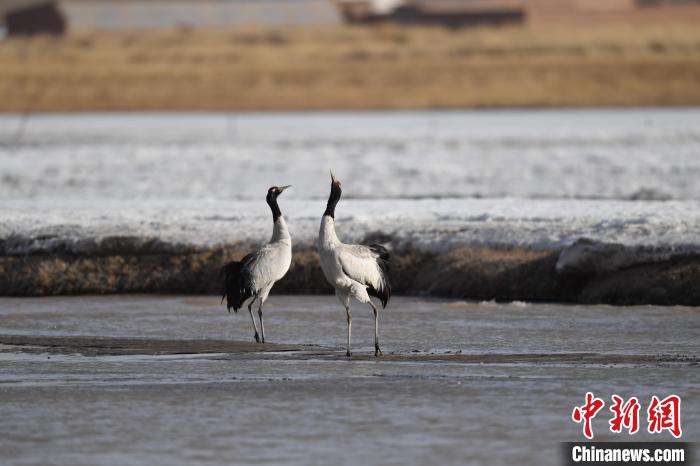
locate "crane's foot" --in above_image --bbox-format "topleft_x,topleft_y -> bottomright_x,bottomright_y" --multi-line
254,333 -> 261,343
261,337 -> 266,344
346,350 -> 352,357
375,345 -> 383,357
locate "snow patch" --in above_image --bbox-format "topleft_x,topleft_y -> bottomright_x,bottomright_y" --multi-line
2,109 -> 700,201
2,198 -> 700,256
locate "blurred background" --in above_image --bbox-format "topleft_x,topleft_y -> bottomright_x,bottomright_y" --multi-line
1,0 -> 700,110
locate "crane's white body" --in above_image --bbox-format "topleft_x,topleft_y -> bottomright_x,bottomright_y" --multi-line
222,186 -> 292,344
318,214 -> 389,356
246,216 -> 292,303
238,215 -> 291,343
318,216 -> 385,307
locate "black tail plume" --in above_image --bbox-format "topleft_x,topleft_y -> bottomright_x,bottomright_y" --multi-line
368,243 -> 391,308
220,261 -> 252,313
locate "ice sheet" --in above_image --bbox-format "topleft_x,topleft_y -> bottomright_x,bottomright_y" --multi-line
1,109 -> 699,201
2,198 -> 699,254
2,109 -> 699,256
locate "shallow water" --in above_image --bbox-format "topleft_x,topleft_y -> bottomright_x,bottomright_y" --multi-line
0,296 -> 697,466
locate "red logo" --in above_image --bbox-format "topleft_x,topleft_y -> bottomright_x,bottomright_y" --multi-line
572,392 -> 605,440
647,395 -> 682,438
609,395 -> 641,434
572,393 -> 682,439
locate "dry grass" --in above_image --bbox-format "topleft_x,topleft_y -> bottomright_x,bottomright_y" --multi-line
1,23 -> 700,111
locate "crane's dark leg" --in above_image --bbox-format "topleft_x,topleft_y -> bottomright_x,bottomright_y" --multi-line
345,306 -> 352,357
369,301 -> 382,357
248,299 -> 260,343
258,300 -> 266,344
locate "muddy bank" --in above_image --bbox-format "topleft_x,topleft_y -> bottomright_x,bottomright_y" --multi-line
409,241 -> 700,306
2,239 -> 700,305
0,334 -> 304,356
2,335 -> 697,366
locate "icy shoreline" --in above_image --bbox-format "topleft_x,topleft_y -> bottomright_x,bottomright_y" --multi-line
2,109 -> 700,201
2,198 -> 700,255
2,198 -> 700,304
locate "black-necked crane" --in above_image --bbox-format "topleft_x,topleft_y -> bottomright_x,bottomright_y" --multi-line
317,172 -> 391,357
220,185 -> 292,343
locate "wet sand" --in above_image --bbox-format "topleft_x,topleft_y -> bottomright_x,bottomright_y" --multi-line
0,295 -> 697,466
1,334 -> 697,367
0,334 -> 306,356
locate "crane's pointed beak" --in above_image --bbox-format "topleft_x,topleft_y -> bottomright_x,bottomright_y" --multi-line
330,170 -> 340,186
279,185 -> 291,193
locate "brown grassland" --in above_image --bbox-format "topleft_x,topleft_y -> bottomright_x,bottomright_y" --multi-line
1,23 -> 700,111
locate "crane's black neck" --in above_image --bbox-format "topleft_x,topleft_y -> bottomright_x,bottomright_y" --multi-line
266,191 -> 282,221
324,183 -> 342,218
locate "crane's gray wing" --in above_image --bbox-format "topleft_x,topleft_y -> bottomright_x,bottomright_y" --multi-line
337,244 -> 391,308
245,242 -> 290,290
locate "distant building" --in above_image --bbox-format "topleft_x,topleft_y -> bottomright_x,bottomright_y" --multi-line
1,1 -> 66,36
336,0 -> 700,26
336,0 -> 526,26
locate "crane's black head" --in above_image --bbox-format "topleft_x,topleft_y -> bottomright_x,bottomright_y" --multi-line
266,185 -> 290,221
324,171 -> 342,218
